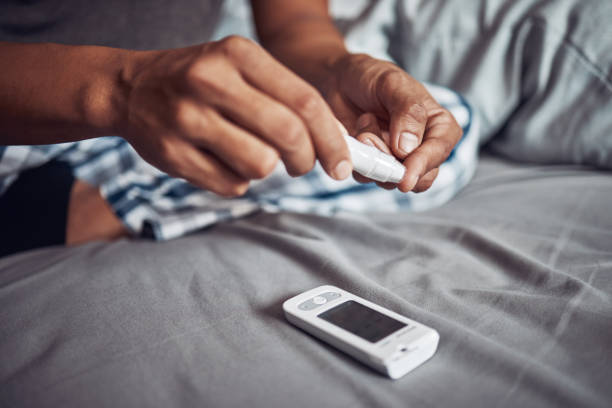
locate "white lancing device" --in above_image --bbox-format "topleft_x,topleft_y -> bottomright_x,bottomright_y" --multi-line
337,122 -> 406,184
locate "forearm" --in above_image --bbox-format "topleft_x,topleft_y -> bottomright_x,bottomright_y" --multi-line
0,42 -> 134,145
251,0 -> 348,96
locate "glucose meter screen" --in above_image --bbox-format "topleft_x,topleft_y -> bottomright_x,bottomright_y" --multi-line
318,300 -> 406,343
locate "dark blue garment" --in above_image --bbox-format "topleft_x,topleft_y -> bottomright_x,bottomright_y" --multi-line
0,160 -> 74,257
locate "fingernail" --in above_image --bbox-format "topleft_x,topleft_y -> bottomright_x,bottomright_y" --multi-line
363,138 -> 375,147
333,160 -> 352,180
409,173 -> 419,190
402,173 -> 419,192
399,132 -> 419,155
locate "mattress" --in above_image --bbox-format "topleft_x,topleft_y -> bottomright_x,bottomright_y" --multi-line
1,153 -> 611,407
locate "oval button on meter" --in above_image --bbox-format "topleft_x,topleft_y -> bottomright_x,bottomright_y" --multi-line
312,296 -> 327,305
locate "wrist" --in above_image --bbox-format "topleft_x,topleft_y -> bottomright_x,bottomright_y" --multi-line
0,43 -> 154,144
258,17 -> 350,98
84,47 -> 160,138
309,49 -> 350,99
76,47 -> 133,136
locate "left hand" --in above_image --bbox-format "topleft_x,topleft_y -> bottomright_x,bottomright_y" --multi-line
323,53 -> 462,193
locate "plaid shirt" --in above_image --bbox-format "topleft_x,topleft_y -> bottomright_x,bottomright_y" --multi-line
0,84 -> 479,240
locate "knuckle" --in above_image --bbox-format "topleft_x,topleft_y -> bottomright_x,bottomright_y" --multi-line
408,103 -> 428,123
185,61 -> 207,84
379,70 -> 406,93
185,61 -> 228,94
380,69 -> 404,86
279,118 -> 308,148
250,150 -> 279,179
218,35 -> 252,59
175,104 -> 213,138
174,102 -> 195,127
294,90 -> 322,119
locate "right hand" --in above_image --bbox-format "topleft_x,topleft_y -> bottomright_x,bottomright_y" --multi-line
121,35 -> 352,197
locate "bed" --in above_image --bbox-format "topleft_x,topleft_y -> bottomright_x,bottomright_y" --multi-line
1,152 -> 611,407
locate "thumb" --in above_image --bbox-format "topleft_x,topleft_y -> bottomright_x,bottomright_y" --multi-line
388,101 -> 427,160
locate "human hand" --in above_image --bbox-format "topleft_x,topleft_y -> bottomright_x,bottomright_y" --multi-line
121,36 -> 352,197
324,53 -> 462,193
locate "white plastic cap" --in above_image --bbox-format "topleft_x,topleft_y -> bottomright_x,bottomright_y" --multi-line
343,135 -> 406,183
336,120 -> 405,184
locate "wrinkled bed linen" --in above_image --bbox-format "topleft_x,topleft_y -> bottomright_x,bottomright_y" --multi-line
386,0 -> 612,168
1,154 -> 610,408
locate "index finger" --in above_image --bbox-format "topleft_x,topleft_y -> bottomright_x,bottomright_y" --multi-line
397,111 -> 462,193
221,36 -> 352,180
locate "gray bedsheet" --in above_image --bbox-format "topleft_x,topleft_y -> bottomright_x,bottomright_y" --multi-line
1,154 -> 611,408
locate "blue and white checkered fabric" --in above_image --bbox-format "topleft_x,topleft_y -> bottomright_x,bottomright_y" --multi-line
0,83 -> 479,240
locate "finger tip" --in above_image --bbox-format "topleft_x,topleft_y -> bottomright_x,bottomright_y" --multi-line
399,173 -> 419,192
331,159 -> 353,180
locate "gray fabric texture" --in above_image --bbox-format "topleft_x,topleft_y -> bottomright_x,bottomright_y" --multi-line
387,0 -> 612,169
0,0 -> 222,49
1,154 -> 611,408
